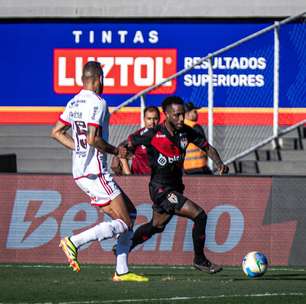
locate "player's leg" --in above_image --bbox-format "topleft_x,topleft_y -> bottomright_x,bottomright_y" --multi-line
130,182 -> 174,251
174,199 -> 207,264
114,191 -> 136,267
130,210 -> 172,251
59,212 -> 127,273
101,187 -> 149,282
59,175 -> 136,277
60,175 -> 123,273
103,191 -> 134,273
59,192 -> 128,273
175,198 -> 222,274
66,176 -> 128,248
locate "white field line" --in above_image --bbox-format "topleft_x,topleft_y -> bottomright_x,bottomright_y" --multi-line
0,264 -> 305,272
0,292 -> 305,304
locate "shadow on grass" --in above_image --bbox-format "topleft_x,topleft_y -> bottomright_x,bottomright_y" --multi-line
234,273 -> 306,281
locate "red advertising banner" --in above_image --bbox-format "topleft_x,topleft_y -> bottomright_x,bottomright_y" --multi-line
53,49 -> 177,94
0,175 -> 296,265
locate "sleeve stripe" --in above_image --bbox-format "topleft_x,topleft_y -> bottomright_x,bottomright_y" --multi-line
88,122 -> 101,128
59,117 -> 71,126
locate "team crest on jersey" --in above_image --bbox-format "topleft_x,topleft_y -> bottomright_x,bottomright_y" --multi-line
167,192 -> 178,204
180,133 -> 188,150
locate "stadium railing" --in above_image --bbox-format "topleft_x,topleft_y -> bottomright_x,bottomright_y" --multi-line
112,11 -> 306,170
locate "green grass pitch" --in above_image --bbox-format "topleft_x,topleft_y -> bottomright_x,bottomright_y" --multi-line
0,264 -> 306,303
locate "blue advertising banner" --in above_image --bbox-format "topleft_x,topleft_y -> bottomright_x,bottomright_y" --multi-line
0,21 -> 305,124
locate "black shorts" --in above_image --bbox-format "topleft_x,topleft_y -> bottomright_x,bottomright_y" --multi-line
149,182 -> 187,214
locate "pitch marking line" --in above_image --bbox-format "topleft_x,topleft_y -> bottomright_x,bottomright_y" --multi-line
0,264 -> 305,272
0,293 -> 305,304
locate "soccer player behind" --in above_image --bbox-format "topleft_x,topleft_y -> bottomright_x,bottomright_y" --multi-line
51,61 -> 148,282
128,96 -> 229,273
111,106 -> 160,175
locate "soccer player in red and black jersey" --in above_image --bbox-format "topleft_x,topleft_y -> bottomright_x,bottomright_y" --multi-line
128,96 -> 229,274
111,106 -> 160,175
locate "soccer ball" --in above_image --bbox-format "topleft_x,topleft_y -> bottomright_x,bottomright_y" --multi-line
242,251 -> 268,278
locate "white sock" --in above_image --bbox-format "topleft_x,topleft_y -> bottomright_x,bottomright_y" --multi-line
116,229 -> 133,275
70,219 -> 128,249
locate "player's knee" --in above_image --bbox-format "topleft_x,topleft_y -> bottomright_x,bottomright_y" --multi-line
96,220 -> 128,241
96,222 -> 114,240
110,219 -> 129,234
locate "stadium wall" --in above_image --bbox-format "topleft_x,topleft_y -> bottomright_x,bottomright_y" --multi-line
0,174 -> 305,266
0,0 -> 304,18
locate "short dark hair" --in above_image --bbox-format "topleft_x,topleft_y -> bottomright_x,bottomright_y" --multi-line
162,96 -> 184,113
82,61 -> 103,80
144,106 -> 160,119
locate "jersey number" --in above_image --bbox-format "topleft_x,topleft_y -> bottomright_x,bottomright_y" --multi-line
75,121 -> 87,150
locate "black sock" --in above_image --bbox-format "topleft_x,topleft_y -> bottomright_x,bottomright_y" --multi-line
192,211 -> 207,264
130,221 -> 163,251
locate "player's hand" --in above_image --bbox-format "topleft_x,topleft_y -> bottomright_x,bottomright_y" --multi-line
217,164 -> 229,175
117,145 -> 128,158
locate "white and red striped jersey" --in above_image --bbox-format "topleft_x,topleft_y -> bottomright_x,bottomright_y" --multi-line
60,89 -> 110,179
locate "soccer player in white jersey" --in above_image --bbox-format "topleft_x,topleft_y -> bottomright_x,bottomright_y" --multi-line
51,61 -> 148,282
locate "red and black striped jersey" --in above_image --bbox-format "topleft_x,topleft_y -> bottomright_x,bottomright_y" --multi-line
130,122 -> 208,188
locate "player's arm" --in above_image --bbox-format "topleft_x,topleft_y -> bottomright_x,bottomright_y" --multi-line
187,126 -> 228,175
111,156 -> 123,175
113,157 -> 132,175
118,140 -> 133,174
193,124 -> 206,140
205,145 -> 229,175
50,120 -> 74,150
192,125 -> 208,159
87,98 -> 126,157
119,158 -> 131,175
111,137 -> 134,175
111,150 -> 132,176
128,128 -> 155,148
87,125 -> 125,157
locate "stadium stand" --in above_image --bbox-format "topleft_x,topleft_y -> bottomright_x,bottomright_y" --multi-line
2,123 -> 306,175
231,126 -> 306,175
0,124 -> 138,173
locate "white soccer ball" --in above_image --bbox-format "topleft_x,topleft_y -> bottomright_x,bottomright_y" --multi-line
242,251 -> 268,278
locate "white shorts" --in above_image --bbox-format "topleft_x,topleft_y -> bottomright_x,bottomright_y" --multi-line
75,173 -> 121,207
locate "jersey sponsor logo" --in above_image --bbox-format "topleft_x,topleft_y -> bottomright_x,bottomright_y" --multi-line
69,99 -> 86,107
69,111 -> 83,119
167,155 -> 182,163
167,192 -> 178,204
91,106 -> 99,120
157,153 -> 183,166
157,153 -> 167,166
54,49 -> 177,94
